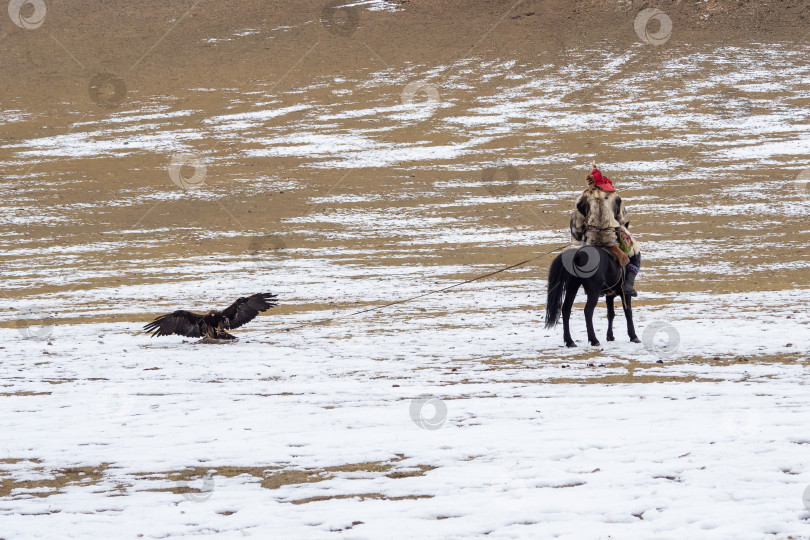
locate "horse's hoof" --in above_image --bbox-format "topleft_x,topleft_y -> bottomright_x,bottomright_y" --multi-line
630,337 -> 641,343
590,340 -> 601,347
566,341 -> 577,348
606,335 -> 615,342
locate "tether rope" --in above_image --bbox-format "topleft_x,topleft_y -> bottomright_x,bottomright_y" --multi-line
278,243 -> 570,333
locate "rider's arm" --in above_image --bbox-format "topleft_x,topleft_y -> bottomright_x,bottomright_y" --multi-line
570,195 -> 588,243
614,195 -> 630,229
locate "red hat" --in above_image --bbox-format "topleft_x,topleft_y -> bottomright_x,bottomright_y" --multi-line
591,168 -> 615,192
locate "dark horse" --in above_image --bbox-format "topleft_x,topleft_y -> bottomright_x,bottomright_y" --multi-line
544,245 -> 641,347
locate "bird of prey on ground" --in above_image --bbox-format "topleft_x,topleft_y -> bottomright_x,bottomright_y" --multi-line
144,293 -> 278,341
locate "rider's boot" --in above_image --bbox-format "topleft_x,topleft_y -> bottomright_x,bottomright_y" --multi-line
608,245 -> 630,267
624,269 -> 638,297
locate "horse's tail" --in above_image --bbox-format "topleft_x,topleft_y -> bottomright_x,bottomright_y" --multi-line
544,254 -> 566,329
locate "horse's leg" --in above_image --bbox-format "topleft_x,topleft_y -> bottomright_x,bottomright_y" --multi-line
606,295 -> 615,342
562,279 -> 578,347
584,290 -> 600,347
622,295 -> 641,343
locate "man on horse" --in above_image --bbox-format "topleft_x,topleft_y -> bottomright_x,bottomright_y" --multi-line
569,163 -> 641,297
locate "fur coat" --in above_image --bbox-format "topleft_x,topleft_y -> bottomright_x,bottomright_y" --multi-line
569,187 -> 640,256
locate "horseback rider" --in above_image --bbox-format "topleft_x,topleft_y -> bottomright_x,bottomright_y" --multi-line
569,163 -> 641,297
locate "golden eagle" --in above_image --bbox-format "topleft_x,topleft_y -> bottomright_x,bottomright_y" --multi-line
144,293 -> 278,340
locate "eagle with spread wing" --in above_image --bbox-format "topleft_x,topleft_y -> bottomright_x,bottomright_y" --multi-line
144,293 -> 278,340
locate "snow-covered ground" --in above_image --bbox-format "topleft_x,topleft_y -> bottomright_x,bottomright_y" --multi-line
2,41 -> 810,538
5,45 -> 810,171
1,278 -> 809,538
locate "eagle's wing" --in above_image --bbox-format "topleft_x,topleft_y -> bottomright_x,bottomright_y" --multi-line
221,293 -> 278,329
143,310 -> 204,338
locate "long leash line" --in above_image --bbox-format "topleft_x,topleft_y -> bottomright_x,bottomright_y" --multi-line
278,243 -> 570,333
